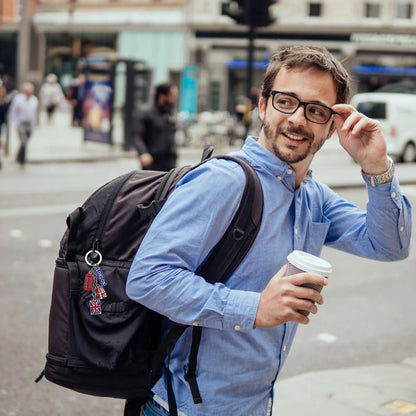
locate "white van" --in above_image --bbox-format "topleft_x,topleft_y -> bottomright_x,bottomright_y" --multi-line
350,92 -> 416,163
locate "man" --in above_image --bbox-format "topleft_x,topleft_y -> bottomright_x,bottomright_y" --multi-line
126,46 -> 412,416
8,82 -> 39,166
0,84 -> 10,169
40,73 -> 64,124
133,82 -> 178,171
0,85 -> 9,138
67,73 -> 86,127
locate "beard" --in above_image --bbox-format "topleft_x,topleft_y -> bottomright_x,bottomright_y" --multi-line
262,118 -> 327,164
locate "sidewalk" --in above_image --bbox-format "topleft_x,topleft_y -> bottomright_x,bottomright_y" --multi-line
0,109 -> 240,172
273,357 -> 416,415
2,109 -> 137,165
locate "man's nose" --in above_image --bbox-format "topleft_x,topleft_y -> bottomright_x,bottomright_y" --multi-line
287,105 -> 307,125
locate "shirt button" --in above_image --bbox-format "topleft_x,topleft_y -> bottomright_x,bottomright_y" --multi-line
294,228 -> 298,235
277,176 -> 282,181
283,345 -> 287,352
193,321 -> 199,326
391,192 -> 396,198
234,324 -> 241,331
287,168 -> 293,175
400,226 -> 404,232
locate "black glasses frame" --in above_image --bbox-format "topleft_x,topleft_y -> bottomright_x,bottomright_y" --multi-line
270,90 -> 340,124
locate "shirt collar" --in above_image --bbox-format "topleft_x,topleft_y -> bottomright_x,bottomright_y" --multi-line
244,137 -> 312,175
241,137 -> 313,187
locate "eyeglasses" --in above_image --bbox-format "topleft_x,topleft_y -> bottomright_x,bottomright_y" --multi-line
270,91 -> 339,124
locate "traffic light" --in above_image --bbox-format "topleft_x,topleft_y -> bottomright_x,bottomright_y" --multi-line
221,0 -> 277,27
221,0 -> 247,25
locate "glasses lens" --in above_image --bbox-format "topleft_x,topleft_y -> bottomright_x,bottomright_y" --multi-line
305,103 -> 331,124
273,93 -> 299,113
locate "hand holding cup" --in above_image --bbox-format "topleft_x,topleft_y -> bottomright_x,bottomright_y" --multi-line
254,251 -> 331,328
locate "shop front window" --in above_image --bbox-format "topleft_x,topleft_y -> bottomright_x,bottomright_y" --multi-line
364,2 -> 380,18
396,2 -> 412,19
308,2 -> 322,17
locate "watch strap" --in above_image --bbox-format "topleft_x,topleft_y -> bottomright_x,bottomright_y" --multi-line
363,157 -> 395,187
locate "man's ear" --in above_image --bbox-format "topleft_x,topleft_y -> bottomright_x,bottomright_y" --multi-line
326,120 -> 337,140
258,96 -> 266,122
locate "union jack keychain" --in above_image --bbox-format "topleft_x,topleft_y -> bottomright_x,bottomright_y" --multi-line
90,299 -> 101,315
85,249 -> 108,315
88,273 -> 104,315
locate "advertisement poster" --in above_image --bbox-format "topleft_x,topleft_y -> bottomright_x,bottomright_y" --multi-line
83,74 -> 113,144
179,65 -> 198,116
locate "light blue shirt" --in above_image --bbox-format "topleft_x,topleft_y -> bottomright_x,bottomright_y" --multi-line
126,137 -> 411,416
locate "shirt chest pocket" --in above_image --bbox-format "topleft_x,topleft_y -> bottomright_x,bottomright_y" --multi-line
297,216 -> 331,256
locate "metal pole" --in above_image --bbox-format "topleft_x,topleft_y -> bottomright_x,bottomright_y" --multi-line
17,0 -> 31,89
244,22 -> 255,135
246,22 -> 255,99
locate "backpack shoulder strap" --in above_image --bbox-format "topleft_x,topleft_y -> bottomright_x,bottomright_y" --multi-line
183,155 -> 263,406
155,155 -> 263,412
196,155 -> 263,283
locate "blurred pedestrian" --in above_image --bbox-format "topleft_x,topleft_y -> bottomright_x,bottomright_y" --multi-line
8,82 -> 38,167
67,73 -> 86,127
40,73 -> 64,124
0,84 -> 10,169
132,82 -> 178,171
0,85 -> 9,140
1,74 -> 15,93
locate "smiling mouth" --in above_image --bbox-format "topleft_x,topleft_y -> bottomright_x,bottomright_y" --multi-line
283,132 -> 308,142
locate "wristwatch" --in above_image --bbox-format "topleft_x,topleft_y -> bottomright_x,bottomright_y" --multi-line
363,157 -> 395,187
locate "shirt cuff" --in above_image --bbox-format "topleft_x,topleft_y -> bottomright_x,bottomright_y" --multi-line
223,289 -> 261,332
365,175 -> 403,210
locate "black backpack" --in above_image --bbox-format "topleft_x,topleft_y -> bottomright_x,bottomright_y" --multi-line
36,150 -> 264,416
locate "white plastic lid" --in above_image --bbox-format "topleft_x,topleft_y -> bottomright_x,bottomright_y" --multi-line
287,250 -> 332,276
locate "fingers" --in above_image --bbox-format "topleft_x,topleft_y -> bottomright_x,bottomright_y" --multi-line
281,273 -> 327,318
280,278 -> 325,309
276,263 -> 288,278
270,293 -> 320,326
286,272 -> 328,291
331,106 -> 364,135
331,104 -> 381,135
255,272 -> 327,328
338,111 -> 364,135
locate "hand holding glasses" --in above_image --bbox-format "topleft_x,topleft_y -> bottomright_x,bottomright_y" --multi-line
270,91 -> 341,124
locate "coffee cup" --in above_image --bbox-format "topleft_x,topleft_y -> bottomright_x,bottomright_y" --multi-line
286,250 -> 332,316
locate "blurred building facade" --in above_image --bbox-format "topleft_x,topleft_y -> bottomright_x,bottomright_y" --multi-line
1,0 -> 416,112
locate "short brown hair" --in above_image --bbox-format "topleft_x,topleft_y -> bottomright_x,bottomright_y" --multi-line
261,45 -> 351,104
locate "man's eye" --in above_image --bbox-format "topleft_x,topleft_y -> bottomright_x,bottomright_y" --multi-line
277,98 -> 295,107
308,106 -> 326,116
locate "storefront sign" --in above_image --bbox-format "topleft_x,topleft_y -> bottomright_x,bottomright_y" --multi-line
351,32 -> 416,46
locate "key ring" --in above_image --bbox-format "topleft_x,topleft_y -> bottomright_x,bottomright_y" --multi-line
85,250 -> 102,267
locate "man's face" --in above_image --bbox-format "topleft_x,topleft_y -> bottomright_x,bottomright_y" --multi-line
23,85 -> 34,98
162,87 -> 178,110
258,66 -> 337,167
